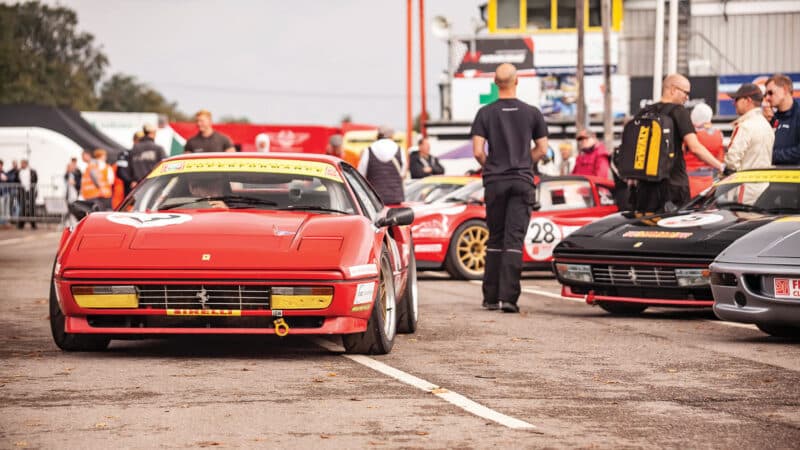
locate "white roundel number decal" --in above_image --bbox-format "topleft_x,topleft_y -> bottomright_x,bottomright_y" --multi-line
658,213 -> 724,228
106,212 -> 192,228
524,218 -> 562,261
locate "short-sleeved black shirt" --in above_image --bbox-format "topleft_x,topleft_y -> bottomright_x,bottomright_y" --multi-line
651,102 -> 695,187
470,98 -> 548,184
184,131 -> 234,153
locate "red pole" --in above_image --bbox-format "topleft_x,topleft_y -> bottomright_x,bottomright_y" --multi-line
419,0 -> 427,138
406,0 -> 413,152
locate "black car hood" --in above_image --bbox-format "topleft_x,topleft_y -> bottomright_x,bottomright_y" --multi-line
555,209 -> 777,260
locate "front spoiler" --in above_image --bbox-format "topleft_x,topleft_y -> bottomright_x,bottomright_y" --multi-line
561,285 -> 713,307
65,315 -> 368,335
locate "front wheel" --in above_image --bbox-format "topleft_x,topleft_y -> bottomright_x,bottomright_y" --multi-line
49,274 -> 110,352
396,243 -> 418,334
343,249 -> 397,354
597,302 -> 648,316
444,219 -> 488,280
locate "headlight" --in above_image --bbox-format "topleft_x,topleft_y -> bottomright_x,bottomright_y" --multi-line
675,268 -> 710,287
271,286 -> 333,309
555,263 -> 593,283
72,285 -> 138,308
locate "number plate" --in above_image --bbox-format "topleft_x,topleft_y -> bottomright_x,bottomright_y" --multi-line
773,277 -> 800,299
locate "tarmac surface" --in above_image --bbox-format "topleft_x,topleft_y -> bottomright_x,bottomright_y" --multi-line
1,227 -> 799,449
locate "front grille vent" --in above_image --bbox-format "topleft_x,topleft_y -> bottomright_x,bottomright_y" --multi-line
136,284 -> 270,310
592,265 -> 678,287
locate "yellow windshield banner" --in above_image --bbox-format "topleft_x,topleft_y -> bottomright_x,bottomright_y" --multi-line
421,176 -> 474,185
718,170 -> 800,185
149,158 -> 343,182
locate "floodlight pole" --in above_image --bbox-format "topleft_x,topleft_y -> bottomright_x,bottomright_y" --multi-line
576,0 -> 586,132
602,0 -> 613,153
406,0 -> 414,151
419,0 -> 428,138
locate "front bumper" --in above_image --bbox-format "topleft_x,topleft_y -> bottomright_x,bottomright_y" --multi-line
711,261 -> 800,326
55,273 -> 377,336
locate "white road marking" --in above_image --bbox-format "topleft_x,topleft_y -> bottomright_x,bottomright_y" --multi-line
0,232 -> 60,246
311,337 -> 538,431
468,280 -> 584,304
711,321 -> 758,330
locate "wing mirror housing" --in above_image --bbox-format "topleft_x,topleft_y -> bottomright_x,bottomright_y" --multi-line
376,207 -> 414,227
68,200 -> 99,221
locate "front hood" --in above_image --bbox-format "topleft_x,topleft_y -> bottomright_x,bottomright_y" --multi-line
556,209 -> 777,259
60,211 -> 372,272
715,217 -> 800,265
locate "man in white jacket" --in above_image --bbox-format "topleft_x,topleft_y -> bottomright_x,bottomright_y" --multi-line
357,126 -> 407,205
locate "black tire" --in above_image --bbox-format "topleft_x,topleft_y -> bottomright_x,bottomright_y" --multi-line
396,243 -> 418,334
49,272 -> 110,352
756,323 -> 800,339
597,301 -> 648,316
444,219 -> 488,280
343,249 -> 397,354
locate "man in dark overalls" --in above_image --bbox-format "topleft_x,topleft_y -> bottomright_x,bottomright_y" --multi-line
471,63 -> 549,313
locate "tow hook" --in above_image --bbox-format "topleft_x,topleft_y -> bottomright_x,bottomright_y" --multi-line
586,290 -> 596,305
273,318 -> 290,336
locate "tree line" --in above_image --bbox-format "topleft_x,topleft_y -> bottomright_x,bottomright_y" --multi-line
0,1 -> 191,121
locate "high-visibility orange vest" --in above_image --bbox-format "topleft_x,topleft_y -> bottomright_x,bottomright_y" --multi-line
111,162 -> 125,209
80,162 -> 113,200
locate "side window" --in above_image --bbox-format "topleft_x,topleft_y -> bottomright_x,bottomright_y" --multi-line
341,164 -> 382,220
597,186 -> 615,206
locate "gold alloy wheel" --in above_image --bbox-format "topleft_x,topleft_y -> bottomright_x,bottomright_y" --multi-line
456,224 -> 488,276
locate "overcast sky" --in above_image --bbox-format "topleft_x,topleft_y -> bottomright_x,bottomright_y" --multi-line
45,0 -> 486,127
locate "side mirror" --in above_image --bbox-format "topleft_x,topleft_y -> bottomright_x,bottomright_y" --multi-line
68,200 -> 99,221
376,207 -> 414,227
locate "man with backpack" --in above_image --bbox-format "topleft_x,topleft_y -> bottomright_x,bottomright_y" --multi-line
616,74 -> 729,214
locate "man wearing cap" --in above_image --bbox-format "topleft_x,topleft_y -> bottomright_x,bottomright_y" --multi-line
184,110 -> 235,153
357,126 -> 407,205
129,123 -> 168,189
725,83 -> 774,173
765,74 -> 800,165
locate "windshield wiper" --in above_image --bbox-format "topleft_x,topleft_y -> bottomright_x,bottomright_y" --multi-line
716,202 -> 767,213
160,196 -> 277,210
279,205 -> 348,214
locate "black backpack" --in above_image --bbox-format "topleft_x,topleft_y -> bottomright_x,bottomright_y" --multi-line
614,103 -> 677,182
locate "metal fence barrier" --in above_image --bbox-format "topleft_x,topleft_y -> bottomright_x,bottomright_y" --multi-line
0,183 -> 71,226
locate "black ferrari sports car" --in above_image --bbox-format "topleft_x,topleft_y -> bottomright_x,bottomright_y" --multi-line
552,168 -> 800,315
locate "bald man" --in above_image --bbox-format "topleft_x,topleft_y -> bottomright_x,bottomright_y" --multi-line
470,63 -> 548,314
630,74 -> 727,213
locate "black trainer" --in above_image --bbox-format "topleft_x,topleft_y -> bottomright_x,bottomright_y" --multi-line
482,300 -> 500,310
500,301 -> 519,313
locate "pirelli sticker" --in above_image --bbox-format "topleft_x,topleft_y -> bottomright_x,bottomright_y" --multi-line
623,230 -> 693,239
718,170 -> 800,185
150,158 -> 343,182
167,309 -> 241,316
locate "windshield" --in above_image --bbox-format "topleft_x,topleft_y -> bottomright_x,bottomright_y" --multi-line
405,180 -> 471,203
119,159 -> 357,214
436,181 -> 484,204
689,176 -> 800,214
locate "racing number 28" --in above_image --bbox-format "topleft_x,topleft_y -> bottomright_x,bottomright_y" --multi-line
529,222 -> 556,243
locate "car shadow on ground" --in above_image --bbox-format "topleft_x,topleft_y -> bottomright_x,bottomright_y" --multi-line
417,270 -> 555,281
101,335 -> 341,359
536,306 -> 719,322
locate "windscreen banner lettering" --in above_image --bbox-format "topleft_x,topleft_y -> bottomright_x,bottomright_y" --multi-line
150,158 -> 343,182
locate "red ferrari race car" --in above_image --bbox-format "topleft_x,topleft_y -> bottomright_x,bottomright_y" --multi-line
51,153 -> 418,354
404,175 -> 479,204
411,175 -> 618,279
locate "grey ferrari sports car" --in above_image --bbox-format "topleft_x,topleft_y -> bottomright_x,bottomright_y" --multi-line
711,217 -> 800,338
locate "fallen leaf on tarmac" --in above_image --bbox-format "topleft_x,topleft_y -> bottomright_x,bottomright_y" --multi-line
475,375 -> 496,379
320,435 -> 331,439
35,300 -> 46,305
180,404 -> 189,408
763,378 -> 775,383
368,441 -> 385,446
14,441 -> 27,448
349,397 -> 361,401
667,369 -> 678,373
196,441 -> 221,447
327,372 -> 337,377
480,320 -> 496,323
415,431 -> 429,436
312,378 -> 325,383
95,422 -> 108,429
408,338 -> 417,342
431,388 -> 449,394
241,367 -> 250,371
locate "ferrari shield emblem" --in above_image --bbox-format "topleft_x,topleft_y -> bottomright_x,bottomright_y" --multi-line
201,254 -> 211,261
633,242 -> 643,248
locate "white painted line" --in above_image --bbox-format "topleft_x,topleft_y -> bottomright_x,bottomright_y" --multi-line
310,337 -> 538,431
709,320 -> 758,330
0,232 -> 60,247
468,280 -> 583,304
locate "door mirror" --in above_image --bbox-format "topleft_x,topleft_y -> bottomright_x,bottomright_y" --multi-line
376,207 -> 414,227
68,200 -> 98,221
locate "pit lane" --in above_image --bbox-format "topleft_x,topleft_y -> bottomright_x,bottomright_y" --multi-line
1,230 -> 799,448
